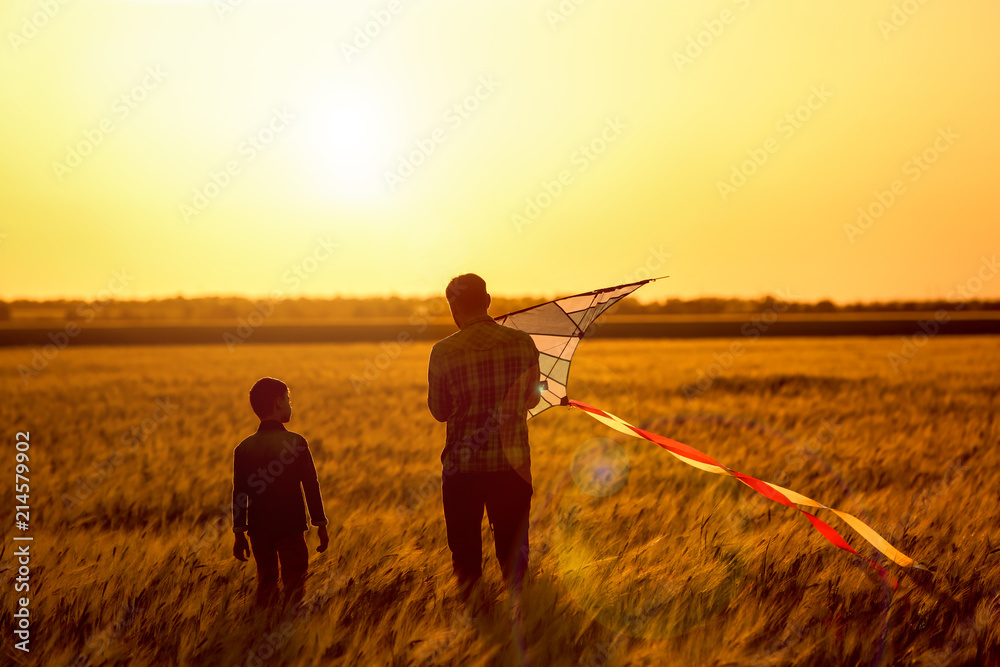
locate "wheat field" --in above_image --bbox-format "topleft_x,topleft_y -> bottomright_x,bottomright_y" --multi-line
1,335 -> 998,666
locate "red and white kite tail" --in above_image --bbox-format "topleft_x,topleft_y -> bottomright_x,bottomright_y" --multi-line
567,400 -> 925,581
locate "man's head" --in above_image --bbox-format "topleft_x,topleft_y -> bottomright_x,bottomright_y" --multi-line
446,273 -> 490,328
249,377 -> 291,422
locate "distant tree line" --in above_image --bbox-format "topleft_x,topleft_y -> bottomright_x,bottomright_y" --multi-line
0,294 -> 997,322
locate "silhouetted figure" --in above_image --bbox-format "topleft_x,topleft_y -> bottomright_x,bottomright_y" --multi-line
428,274 -> 540,599
232,377 -> 329,611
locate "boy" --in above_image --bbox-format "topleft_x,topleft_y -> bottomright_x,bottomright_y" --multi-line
232,377 -> 329,610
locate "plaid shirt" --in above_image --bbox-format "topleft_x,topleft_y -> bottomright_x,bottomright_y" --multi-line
428,315 -> 539,473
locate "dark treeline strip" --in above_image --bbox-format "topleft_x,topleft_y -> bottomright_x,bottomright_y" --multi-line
2,317 -> 999,348
2,294 -> 999,323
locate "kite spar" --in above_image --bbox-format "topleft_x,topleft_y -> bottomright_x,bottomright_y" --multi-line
495,278 -> 658,419
494,278 -> 923,574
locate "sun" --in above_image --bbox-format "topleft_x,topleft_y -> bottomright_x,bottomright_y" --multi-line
299,87 -> 402,201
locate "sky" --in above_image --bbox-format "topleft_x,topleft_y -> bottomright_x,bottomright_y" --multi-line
1,0 -> 998,304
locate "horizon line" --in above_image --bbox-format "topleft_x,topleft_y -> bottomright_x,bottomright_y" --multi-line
2,291 -> 996,307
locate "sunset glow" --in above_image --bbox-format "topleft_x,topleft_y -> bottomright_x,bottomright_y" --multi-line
1,0 -> 998,303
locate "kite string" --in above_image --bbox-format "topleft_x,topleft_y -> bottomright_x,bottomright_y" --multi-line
567,399 -> 922,579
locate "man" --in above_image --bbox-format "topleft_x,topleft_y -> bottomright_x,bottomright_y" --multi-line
427,274 -> 540,597
232,377 -> 329,610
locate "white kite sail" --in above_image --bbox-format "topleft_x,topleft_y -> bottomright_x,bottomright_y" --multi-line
495,277 -> 661,418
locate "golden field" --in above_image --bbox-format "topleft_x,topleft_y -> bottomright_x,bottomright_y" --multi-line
1,336 -> 998,666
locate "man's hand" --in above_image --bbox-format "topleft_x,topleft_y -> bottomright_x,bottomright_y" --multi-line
316,525 -> 329,553
233,532 -> 250,561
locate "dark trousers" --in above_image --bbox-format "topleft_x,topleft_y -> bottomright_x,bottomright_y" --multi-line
247,530 -> 309,609
442,469 -> 532,594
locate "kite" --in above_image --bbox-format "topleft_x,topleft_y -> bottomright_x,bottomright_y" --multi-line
495,278 -> 652,418
495,278 -> 923,577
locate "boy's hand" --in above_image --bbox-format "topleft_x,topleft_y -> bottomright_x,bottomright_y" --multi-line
316,525 -> 329,553
233,533 -> 250,561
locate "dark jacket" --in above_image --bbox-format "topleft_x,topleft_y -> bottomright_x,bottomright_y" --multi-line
232,420 -> 327,539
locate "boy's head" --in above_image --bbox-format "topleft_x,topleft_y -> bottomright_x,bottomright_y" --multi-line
249,377 -> 291,422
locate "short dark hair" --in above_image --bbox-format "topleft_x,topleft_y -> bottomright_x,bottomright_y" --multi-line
446,273 -> 488,310
249,377 -> 287,419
